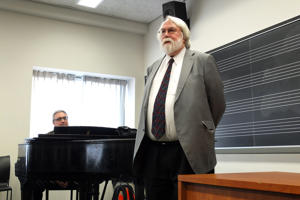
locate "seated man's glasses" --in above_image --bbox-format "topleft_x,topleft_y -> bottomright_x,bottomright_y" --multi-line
54,116 -> 68,121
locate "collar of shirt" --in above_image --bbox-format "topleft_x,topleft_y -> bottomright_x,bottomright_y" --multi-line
165,47 -> 186,67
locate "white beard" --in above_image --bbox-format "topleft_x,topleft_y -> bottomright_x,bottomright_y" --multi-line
161,36 -> 183,55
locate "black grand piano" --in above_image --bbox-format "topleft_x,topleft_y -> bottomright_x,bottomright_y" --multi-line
15,126 -> 136,200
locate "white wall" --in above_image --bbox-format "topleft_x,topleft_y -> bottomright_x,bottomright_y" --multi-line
0,8 -> 144,200
144,17 -> 164,69
144,0 -> 300,175
190,0 -> 300,52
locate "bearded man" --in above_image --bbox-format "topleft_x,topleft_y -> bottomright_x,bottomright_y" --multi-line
133,16 -> 226,200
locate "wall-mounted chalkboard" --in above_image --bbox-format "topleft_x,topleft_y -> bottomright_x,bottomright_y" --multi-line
208,16 -> 300,152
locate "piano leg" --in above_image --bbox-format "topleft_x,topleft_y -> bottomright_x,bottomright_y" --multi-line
79,183 -> 89,200
20,180 -> 44,200
92,183 -> 100,200
21,185 -> 43,200
79,180 -> 96,200
21,188 -> 33,200
78,181 -> 106,200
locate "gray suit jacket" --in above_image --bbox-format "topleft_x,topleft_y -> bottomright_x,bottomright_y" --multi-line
133,49 -> 226,174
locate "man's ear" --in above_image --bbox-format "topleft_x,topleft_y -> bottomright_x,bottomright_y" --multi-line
182,39 -> 186,47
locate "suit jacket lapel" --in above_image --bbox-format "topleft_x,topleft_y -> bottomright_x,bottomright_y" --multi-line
175,49 -> 195,102
143,57 -> 165,110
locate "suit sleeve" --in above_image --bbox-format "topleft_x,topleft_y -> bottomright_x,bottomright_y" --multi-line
204,54 -> 226,126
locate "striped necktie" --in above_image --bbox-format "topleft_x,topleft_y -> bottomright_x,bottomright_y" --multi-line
151,58 -> 174,139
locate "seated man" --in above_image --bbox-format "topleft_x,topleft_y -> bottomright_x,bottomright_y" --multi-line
48,110 -> 69,134
49,110 -> 70,188
33,110 -> 71,199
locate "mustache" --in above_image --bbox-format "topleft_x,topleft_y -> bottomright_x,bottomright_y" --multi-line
162,38 -> 174,45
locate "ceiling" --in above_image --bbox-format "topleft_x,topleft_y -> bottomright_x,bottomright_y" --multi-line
26,0 -> 193,23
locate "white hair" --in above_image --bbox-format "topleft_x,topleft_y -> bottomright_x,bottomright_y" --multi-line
157,16 -> 191,49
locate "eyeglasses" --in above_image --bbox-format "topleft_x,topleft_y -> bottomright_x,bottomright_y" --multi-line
159,27 -> 179,35
54,116 -> 68,121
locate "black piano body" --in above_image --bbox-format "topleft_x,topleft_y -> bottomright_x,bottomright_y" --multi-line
15,126 -> 136,200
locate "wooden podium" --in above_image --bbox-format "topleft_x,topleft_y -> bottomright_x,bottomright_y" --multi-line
178,172 -> 300,200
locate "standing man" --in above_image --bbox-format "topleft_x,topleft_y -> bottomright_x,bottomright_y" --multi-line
133,16 -> 226,200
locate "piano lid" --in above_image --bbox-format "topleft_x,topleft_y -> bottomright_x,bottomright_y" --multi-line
53,126 -> 136,137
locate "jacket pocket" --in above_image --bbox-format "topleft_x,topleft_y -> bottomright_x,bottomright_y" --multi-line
201,120 -> 215,134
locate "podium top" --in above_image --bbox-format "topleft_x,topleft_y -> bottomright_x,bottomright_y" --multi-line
178,172 -> 300,195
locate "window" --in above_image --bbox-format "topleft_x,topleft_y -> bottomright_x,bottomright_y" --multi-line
30,68 -> 134,137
